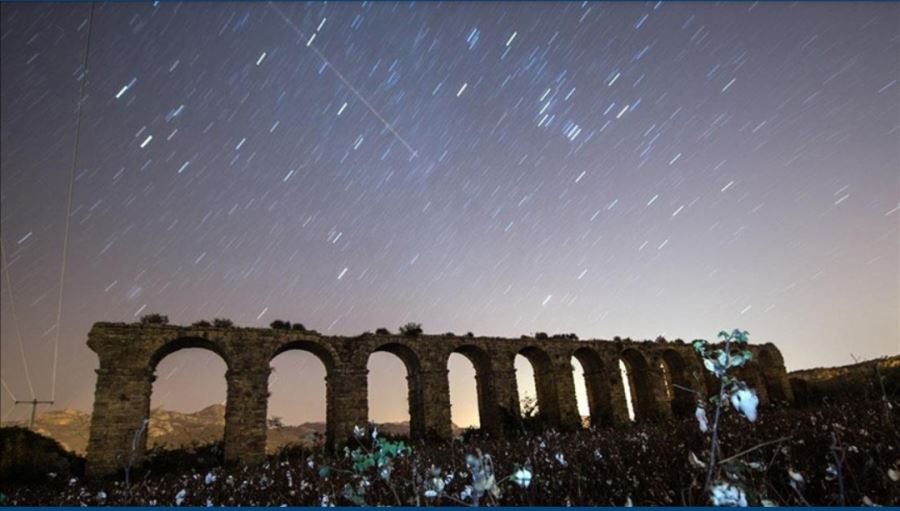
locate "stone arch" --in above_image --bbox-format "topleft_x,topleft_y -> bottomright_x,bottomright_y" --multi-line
142,338 -> 233,462
516,346 -> 561,425
370,342 -> 425,439
572,347 -> 614,427
757,349 -> 788,402
450,345 -> 495,433
271,340 -> 336,372
267,340 -> 335,450
619,349 -> 659,421
660,350 -> 694,417
150,346 -> 229,441
149,336 -> 232,371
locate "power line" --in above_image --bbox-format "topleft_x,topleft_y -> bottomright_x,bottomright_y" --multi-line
0,235 -> 35,399
1,404 -> 19,422
1,376 -> 17,403
267,2 -> 418,159
51,2 -> 95,402
14,399 -> 54,429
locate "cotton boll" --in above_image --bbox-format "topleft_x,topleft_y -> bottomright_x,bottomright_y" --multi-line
730,388 -> 759,422
695,405 -> 710,432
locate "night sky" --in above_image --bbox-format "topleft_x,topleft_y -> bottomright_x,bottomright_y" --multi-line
1,2 -> 898,427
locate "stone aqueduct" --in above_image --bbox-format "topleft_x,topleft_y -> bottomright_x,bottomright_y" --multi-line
85,322 -> 793,475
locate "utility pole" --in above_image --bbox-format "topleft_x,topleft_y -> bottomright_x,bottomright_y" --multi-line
15,398 -> 53,429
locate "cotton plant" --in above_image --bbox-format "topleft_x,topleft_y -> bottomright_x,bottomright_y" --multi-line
463,450 -> 501,505
320,425 -> 409,506
692,329 -> 768,506
422,465 -> 449,500
454,451 -> 535,506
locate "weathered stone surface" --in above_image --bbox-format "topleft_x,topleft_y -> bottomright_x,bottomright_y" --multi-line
84,323 -> 791,476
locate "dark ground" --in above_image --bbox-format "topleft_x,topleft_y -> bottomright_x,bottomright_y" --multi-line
1,396 -> 898,506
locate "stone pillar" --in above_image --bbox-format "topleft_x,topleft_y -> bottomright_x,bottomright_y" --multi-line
551,361 -> 581,429
85,366 -> 154,477
418,368 -> 453,440
491,356 -> 520,429
405,370 -> 426,440
582,367 -> 614,427
326,368 -> 368,449
753,369 -> 771,405
474,372 -> 501,434
532,364 -> 562,425
646,356 -> 674,420
224,366 -> 269,466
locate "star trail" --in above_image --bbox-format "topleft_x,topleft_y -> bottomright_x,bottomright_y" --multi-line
1,2 -> 898,426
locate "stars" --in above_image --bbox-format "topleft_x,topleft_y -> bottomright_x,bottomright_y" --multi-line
0,1 -> 897,425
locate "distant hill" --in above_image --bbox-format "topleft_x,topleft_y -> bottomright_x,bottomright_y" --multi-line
789,355 -> 899,405
1,405 -> 463,455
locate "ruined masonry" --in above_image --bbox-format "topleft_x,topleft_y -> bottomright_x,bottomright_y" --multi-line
84,322 -> 793,476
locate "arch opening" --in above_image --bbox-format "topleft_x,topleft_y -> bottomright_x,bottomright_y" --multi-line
572,347 -> 612,426
570,357 -> 590,427
618,359 -> 636,422
515,354 -> 537,416
515,347 -> 559,423
448,353 -> 479,431
619,349 -> 658,421
267,349 -> 328,453
150,345 -> 228,451
661,350 -> 694,418
369,343 -> 423,438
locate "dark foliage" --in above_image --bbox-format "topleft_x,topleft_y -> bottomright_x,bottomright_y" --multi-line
212,318 -> 234,328
270,320 -> 291,330
534,332 -> 549,340
142,442 -> 225,475
139,313 -> 169,325
399,322 -> 423,338
291,323 -> 307,331
375,328 -> 391,335
191,320 -> 212,328
3,399 -> 898,506
0,427 -> 84,483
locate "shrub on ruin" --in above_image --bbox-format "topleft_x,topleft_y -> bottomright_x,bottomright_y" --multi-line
292,322 -> 307,331
534,332 -> 549,340
375,327 -> 391,335
270,320 -> 291,330
191,320 -> 212,328
400,322 -> 423,337
212,318 -> 234,328
140,313 -> 169,325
